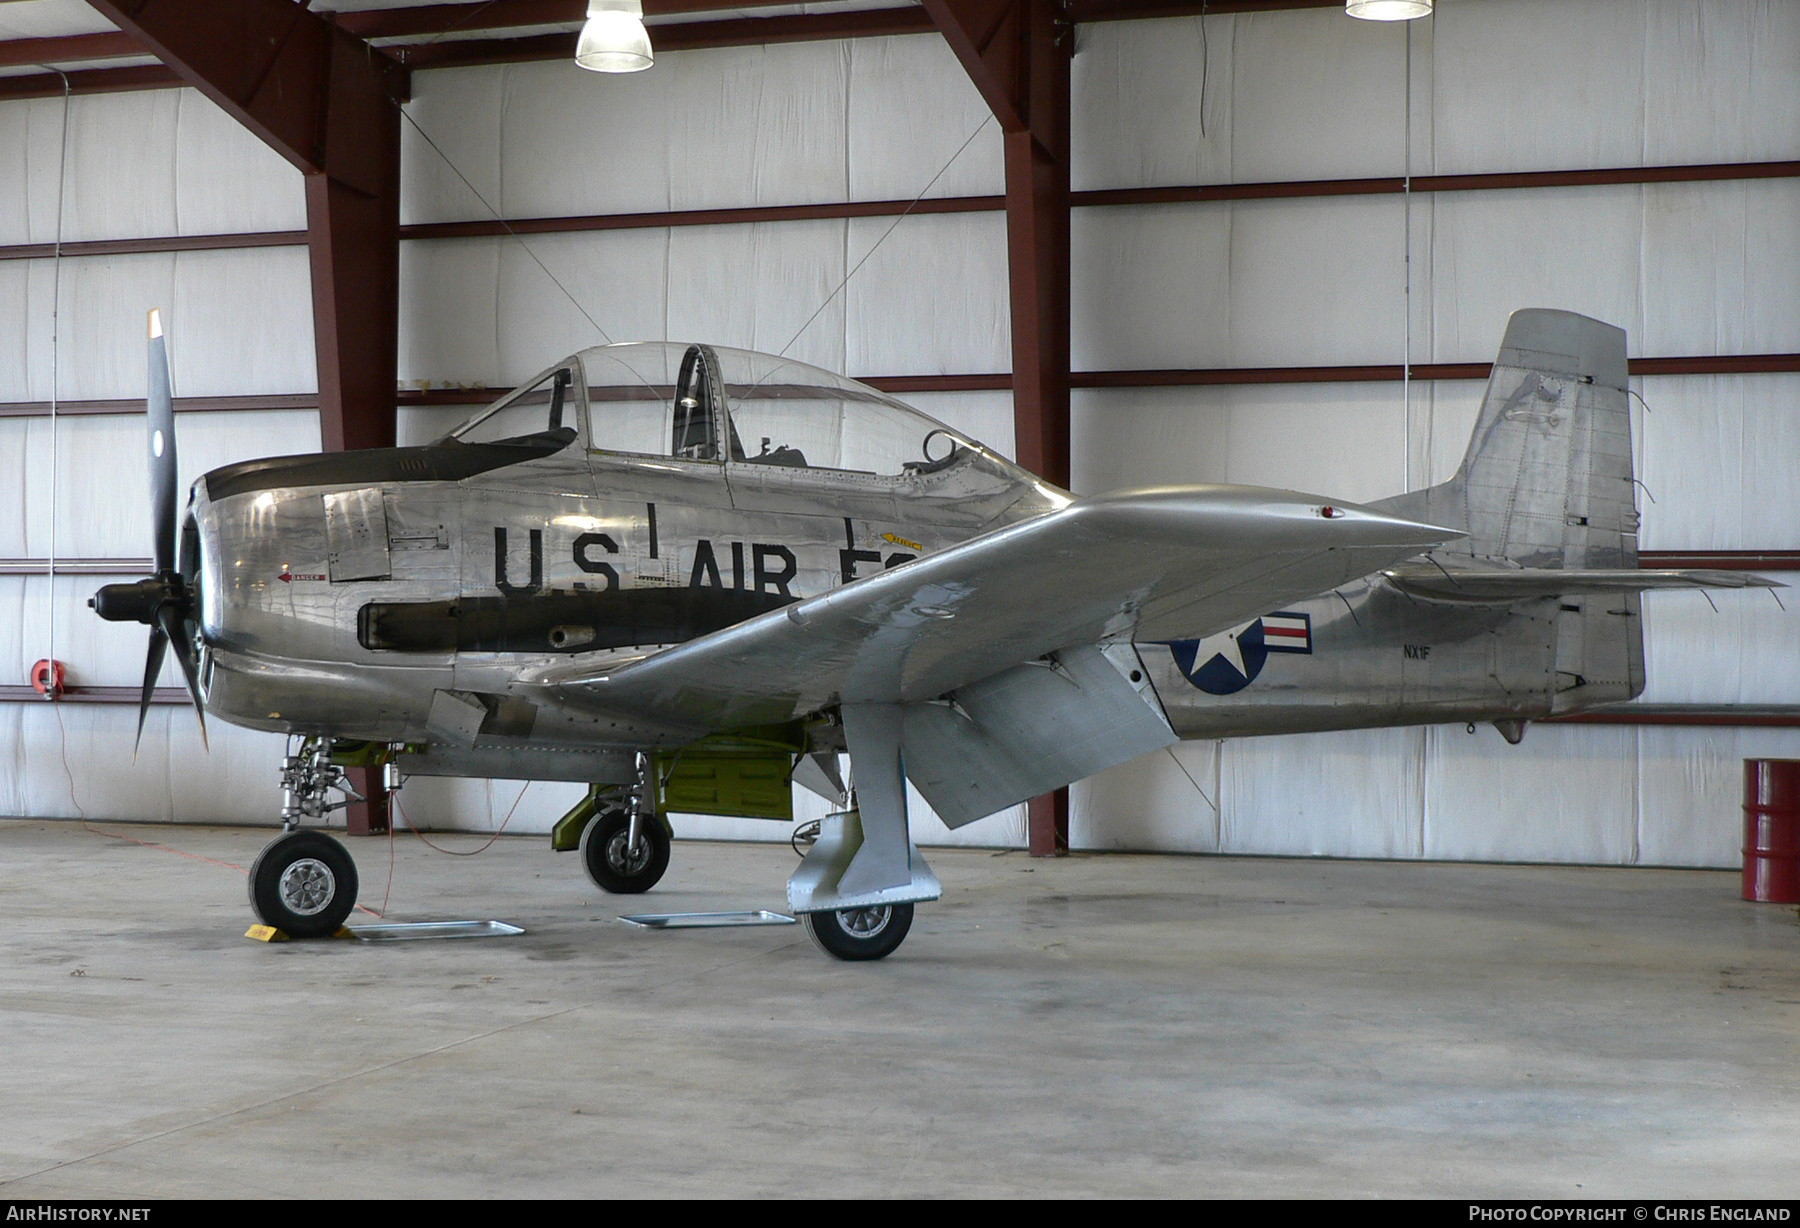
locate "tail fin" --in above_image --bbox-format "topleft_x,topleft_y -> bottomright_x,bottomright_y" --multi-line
1378,309 -> 1644,707
1405,309 -> 1636,568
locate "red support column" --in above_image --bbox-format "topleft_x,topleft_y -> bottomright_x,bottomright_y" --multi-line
307,149 -> 401,454
86,1 -> 407,456
926,0 -> 1072,855
88,1 -> 406,832
343,766 -> 391,836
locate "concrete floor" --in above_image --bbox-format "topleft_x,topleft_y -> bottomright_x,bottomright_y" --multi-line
1,819 -> 1797,1198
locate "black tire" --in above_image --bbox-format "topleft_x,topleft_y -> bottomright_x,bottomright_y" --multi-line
802,903 -> 913,961
248,830 -> 358,939
580,809 -> 670,894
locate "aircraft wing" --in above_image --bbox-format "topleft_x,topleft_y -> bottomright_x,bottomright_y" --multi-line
524,486 -> 1459,731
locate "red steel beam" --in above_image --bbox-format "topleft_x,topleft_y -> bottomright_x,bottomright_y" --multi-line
335,0 -> 880,39
84,0 -> 407,461
10,683 -> 1798,728
307,166 -> 403,453
2,349 -> 1796,420
0,31 -> 144,67
0,394 -> 318,418
1637,552 -> 1800,571
0,231 -> 308,261
0,158 -> 1788,252
1544,707 -> 1800,728
399,195 -> 1000,240
1069,0 -> 1338,16
927,0 -> 1071,857
387,6 -> 935,68
0,62 -> 180,100
0,686 -> 191,704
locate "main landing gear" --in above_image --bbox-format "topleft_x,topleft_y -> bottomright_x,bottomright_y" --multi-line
247,737 -> 362,937
801,903 -> 914,961
577,758 -> 671,895
580,802 -> 671,894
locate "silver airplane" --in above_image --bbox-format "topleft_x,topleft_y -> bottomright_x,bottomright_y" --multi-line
92,308 -> 1772,959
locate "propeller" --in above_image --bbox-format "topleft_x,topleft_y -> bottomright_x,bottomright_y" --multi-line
88,309 -> 207,752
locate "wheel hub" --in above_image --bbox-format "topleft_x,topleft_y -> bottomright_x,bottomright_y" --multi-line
278,857 -> 337,916
835,905 -> 891,939
605,830 -> 651,876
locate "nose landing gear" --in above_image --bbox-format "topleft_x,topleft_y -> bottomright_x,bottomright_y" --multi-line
248,736 -> 364,937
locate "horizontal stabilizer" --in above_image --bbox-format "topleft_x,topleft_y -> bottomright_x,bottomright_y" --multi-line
1384,565 -> 1784,604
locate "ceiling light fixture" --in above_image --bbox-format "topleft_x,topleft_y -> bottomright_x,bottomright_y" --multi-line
576,0 -> 653,73
1345,0 -> 1433,19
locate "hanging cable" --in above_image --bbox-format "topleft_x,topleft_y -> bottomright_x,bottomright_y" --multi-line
399,108 -> 616,347
1198,2 -> 1209,142
775,112 -> 995,361
393,779 -> 531,856
1402,22 -> 1413,492
44,67 -> 72,699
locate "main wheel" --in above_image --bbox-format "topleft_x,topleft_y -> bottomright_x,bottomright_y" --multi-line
580,809 -> 670,894
248,830 -> 359,939
802,903 -> 913,961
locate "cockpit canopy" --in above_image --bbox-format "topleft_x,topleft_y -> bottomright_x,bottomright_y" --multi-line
449,342 -> 990,479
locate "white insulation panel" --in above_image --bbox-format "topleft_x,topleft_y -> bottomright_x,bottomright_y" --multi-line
0,249 -> 315,404
0,89 -> 304,246
1070,1 -> 1800,190
0,10 -> 1795,869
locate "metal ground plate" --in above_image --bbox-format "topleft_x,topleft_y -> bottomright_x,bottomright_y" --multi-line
619,910 -> 796,929
345,920 -> 525,942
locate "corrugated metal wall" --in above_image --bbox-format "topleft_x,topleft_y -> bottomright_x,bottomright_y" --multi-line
1,0 -> 1795,863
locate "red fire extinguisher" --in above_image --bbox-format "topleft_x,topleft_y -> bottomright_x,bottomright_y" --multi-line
31,659 -> 65,700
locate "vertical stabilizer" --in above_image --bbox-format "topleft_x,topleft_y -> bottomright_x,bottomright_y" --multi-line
1377,309 -> 1644,708
1401,309 -> 1635,568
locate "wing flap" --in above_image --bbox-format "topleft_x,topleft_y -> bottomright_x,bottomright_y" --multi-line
902,643 -> 1176,828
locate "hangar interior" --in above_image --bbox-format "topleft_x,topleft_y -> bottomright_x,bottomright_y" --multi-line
3,0 -> 1795,868
4,0 -> 1800,1202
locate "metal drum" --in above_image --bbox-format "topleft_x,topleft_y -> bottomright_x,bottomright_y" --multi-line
1743,760 -> 1800,903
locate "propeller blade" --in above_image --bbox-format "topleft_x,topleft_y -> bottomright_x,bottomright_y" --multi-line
156,603 -> 208,751
147,309 -> 177,576
135,621 -> 168,757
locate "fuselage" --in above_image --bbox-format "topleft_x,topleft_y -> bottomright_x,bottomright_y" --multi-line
191,415 -> 1062,753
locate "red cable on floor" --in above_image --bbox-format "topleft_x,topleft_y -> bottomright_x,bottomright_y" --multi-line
392,781 -> 530,857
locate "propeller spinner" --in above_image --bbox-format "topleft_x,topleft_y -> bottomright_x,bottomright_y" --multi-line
89,309 -> 207,750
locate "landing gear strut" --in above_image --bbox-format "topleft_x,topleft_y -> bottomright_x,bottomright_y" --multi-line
580,755 -> 671,893
248,736 -> 361,936
580,806 -> 671,893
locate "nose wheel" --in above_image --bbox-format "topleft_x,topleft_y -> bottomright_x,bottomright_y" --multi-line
248,830 -> 359,938
801,903 -> 913,961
